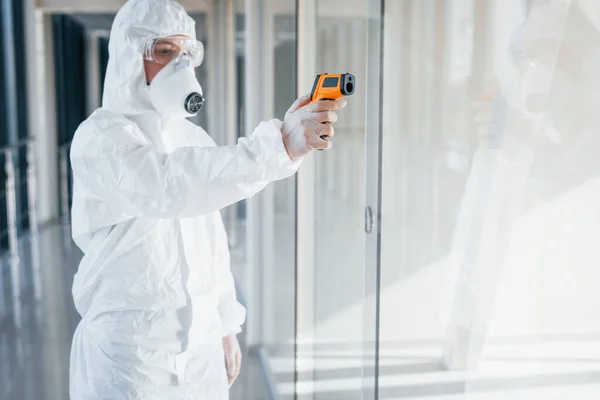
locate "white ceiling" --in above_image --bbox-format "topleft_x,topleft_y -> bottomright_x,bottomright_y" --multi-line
36,0 -> 210,13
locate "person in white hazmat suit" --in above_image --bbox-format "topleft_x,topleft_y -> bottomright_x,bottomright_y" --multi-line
68,0 -> 345,398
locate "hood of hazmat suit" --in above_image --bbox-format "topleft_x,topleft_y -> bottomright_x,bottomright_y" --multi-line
68,1 -> 299,398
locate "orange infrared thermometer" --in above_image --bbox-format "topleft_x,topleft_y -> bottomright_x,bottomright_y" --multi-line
310,73 -> 355,145
310,73 -> 355,102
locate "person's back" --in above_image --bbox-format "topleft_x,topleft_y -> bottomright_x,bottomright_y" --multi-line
68,0 -> 345,399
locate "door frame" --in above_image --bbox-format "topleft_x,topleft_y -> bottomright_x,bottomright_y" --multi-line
361,0 -> 385,398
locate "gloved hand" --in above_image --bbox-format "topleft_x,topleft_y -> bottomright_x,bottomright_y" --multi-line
281,94 -> 347,161
222,334 -> 242,388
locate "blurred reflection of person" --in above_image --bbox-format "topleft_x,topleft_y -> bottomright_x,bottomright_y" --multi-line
443,0 -> 600,370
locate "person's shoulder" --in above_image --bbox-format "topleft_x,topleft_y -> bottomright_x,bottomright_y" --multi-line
192,124 -> 217,145
72,109 -> 147,154
175,120 -> 217,147
76,108 -> 141,137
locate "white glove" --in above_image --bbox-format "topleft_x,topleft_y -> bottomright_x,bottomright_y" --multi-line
281,94 -> 347,161
223,334 -> 242,388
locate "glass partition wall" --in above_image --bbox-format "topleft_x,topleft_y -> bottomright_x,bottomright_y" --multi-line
241,0 -> 600,399
293,0 -> 600,399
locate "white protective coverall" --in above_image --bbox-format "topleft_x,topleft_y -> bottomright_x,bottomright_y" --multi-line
68,0 -> 298,398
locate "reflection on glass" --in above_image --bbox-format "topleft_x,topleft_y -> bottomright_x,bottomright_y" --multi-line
266,9 -> 299,391
379,0 -> 600,398
232,3 -> 299,396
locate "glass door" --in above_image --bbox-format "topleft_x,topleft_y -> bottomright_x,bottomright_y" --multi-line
295,0 -> 383,398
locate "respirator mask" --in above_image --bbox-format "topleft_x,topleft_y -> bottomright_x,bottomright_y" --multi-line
144,36 -> 206,119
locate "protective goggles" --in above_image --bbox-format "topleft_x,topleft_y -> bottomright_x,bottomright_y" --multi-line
143,36 -> 204,67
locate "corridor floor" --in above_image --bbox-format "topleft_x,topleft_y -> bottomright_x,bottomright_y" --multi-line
0,224 -> 271,400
